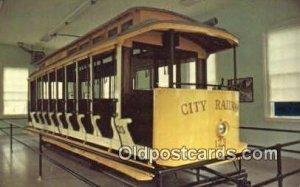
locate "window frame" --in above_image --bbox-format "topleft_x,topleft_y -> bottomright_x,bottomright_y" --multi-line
1,67 -> 29,117
92,50 -> 116,99
264,21 -> 300,122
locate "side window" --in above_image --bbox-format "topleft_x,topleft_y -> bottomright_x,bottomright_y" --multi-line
56,68 -> 64,100
134,69 -> 152,90
93,51 -> 116,99
131,49 -> 154,90
121,19 -> 133,32
108,27 -> 118,37
49,71 -> 56,112
93,58 -> 101,99
78,58 -> 90,100
66,64 -> 76,100
42,74 -> 49,111
49,71 -> 56,100
43,75 -> 49,100
56,67 -> 65,113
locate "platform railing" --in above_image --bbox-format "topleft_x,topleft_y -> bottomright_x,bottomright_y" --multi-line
240,126 -> 300,187
0,120 -> 101,187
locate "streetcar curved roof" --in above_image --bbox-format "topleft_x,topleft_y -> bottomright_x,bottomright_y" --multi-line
32,7 -> 239,78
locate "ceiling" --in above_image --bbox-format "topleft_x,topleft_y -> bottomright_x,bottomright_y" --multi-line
0,0 -> 233,53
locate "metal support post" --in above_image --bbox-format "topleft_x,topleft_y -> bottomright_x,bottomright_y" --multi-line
233,47 -> 237,90
39,133 -> 43,178
156,173 -> 163,187
196,168 -> 200,182
10,123 -> 13,154
276,145 -> 283,187
168,29 -> 175,88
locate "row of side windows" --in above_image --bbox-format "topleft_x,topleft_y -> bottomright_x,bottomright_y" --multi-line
30,51 -> 116,112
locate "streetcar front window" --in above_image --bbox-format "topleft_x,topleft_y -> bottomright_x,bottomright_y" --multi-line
158,65 -> 177,88
181,60 -> 196,89
131,42 -> 199,90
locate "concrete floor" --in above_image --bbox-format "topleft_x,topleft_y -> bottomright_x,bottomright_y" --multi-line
0,131 -> 299,187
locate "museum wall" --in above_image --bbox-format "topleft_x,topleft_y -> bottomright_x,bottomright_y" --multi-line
197,0 -> 300,156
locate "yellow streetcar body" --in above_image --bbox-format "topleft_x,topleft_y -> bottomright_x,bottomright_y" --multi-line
27,7 -> 247,181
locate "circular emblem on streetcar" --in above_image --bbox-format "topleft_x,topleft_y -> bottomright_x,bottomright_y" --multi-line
217,121 -> 229,136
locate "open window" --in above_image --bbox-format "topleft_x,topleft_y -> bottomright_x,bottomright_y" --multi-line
42,74 -> 49,112
66,63 -> 76,113
49,71 -> 56,112
78,58 -> 90,112
131,49 -> 154,90
92,50 -> 116,138
56,67 -> 68,129
41,74 -> 52,125
130,42 -> 198,90
56,67 -> 65,113
66,63 -> 80,131
93,51 -> 116,99
78,58 -> 94,134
